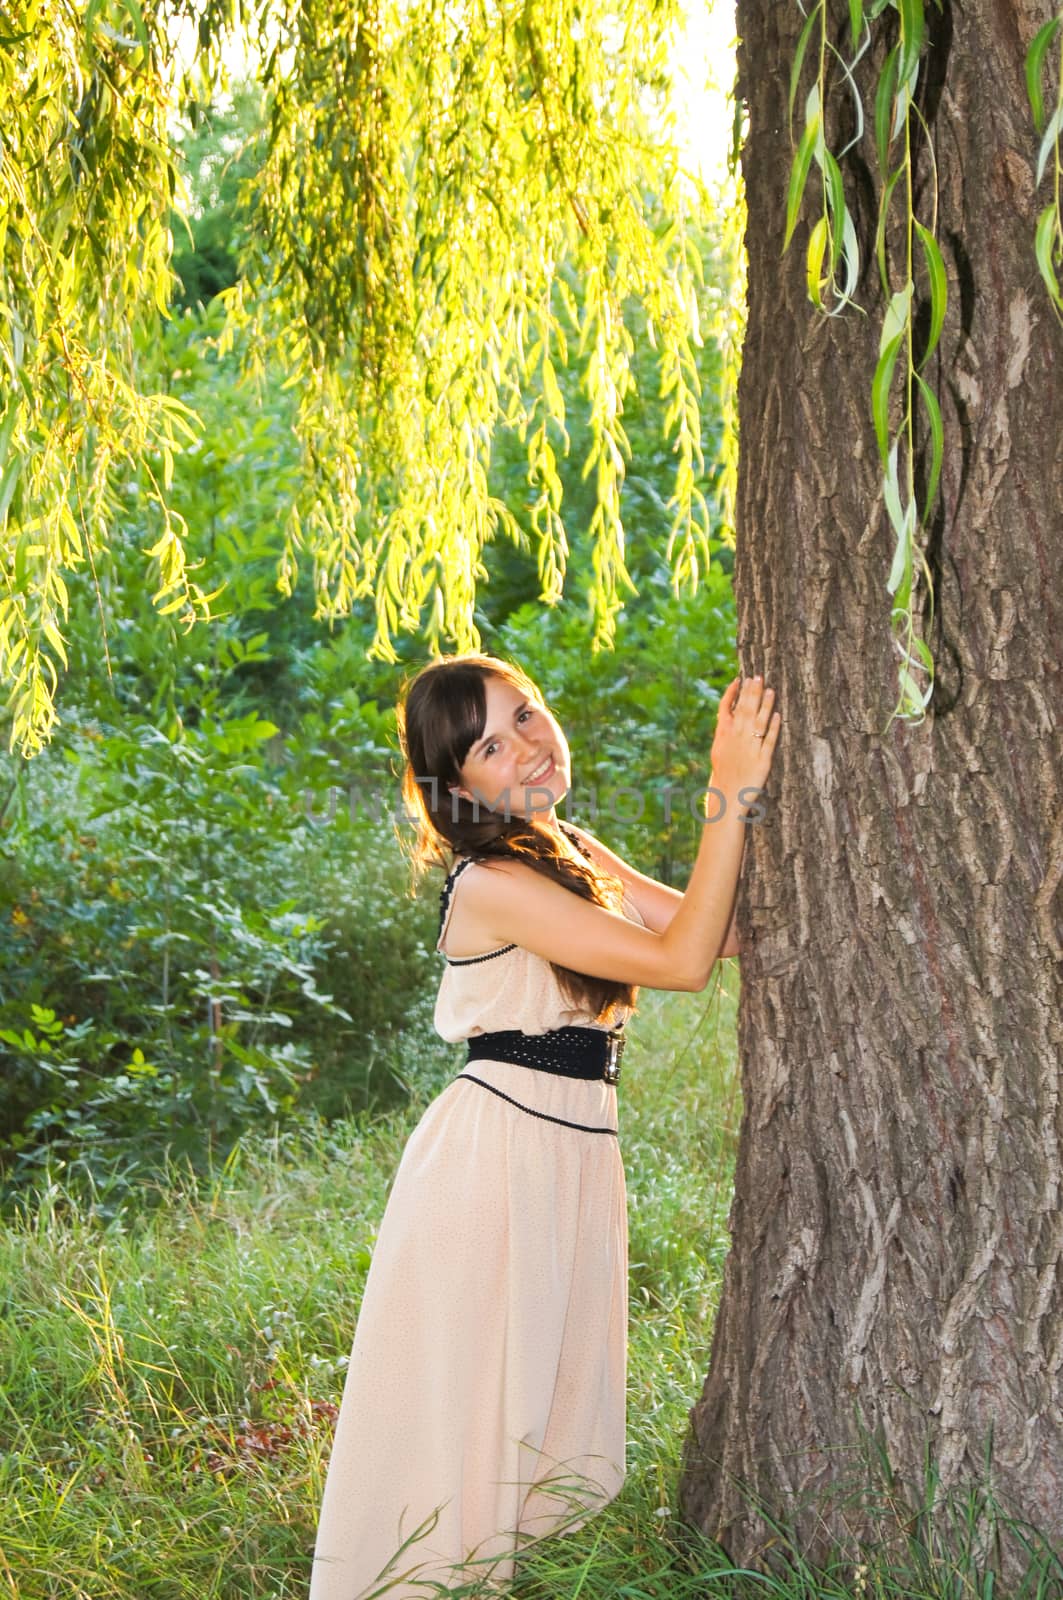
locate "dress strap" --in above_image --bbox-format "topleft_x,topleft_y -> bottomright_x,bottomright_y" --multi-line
437,857 -> 477,948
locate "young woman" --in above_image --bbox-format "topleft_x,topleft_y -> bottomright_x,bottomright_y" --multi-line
309,654 -> 780,1600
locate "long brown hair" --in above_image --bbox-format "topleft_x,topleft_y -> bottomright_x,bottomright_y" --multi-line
397,654 -> 637,1022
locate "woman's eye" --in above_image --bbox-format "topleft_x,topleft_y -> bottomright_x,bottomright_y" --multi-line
517,709 -> 533,724
485,742 -> 498,757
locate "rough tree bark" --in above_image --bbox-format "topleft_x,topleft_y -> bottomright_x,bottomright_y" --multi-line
679,0 -> 1063,1571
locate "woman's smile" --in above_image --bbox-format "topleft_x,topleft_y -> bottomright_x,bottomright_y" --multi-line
523,754 -> 555,786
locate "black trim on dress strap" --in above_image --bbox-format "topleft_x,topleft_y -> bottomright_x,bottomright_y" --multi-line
458,1074 -> 618,1136
446,945 -> 517,966
438,826 -> 596,959
437,857 -> 476,943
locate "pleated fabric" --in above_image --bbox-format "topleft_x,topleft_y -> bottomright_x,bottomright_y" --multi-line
309,860 -> 638,1599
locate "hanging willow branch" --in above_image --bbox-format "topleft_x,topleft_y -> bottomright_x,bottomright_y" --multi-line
785,0 -> 945,726
221,0 -> 712,663
1,0 -> 727,755
0,0 -> 214,757
870,0 -> 945,727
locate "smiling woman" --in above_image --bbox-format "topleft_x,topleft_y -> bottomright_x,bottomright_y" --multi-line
307,651 -> 780,1599
451,678 -> 570,818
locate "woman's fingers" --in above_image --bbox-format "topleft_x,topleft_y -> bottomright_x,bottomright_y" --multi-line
736,675 -> 767,717
721,675 -> 781,740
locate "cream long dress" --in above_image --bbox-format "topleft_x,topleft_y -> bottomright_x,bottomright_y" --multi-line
308,857 -> 640,1599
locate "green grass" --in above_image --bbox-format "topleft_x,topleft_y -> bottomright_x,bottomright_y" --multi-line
1,972 -> 1059,1599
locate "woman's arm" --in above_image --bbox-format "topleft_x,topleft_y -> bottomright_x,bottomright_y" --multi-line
457,677 -> 778,991
561,820 -> 741,958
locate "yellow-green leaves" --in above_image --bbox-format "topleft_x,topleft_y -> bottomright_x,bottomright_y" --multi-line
785,91 -> 822,253
2,0 -> 723,751
783,25 -> 862,316
0,0 -> 198,754
1026,12 -> 1063,320
238,0 -> 711,664
1035,203 -> 1063,310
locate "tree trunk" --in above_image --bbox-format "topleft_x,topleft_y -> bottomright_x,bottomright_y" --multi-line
679,0 -> 1063,1571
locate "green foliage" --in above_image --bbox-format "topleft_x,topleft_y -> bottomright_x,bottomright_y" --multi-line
0,0 -> 734,757
229,0 -> 719,664
0,1 -> 211,755
171,85 -> 266,310
0,109 -> 741,1200
0,700 -> 445,1204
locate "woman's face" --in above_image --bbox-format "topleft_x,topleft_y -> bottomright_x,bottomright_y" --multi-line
452,674 -> 571,820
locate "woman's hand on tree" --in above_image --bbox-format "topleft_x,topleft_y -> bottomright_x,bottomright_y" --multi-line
709,675 -> 781,815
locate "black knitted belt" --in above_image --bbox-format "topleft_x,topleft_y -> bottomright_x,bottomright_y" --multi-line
465,1024 -> 626,1084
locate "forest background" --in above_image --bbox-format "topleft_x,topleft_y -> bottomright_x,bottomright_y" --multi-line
0,78 -> 743,1201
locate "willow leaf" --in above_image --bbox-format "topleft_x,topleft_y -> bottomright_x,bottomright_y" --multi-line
873,335 -> 903,464
914,371 -> 943,517
880,280 -> 913,353
838,210 -> 861,307
876,167 -> 904,293
897,0 -> 925,91
887,525 -> 912,604
883,438 -> 905,540
849,0 -> 864,49
891,76 -> 915,142
874,46 -> 900,170
1036,102 -> 1063,188
789,6 -> 820,132
823,148 -> 846,272
908,636 -> 934,678
806,217 -> 829,308
1026,15 -> 1062,134
1034,203 -> 1063,311
784,110 -> 822,251
913,221 -> 947,367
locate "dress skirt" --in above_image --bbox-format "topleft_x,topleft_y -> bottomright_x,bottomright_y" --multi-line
308,1058 -> 628,1600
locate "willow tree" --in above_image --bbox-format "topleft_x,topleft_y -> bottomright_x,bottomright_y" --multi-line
678,0 -> 1063,1576
0,0 -> 733,755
